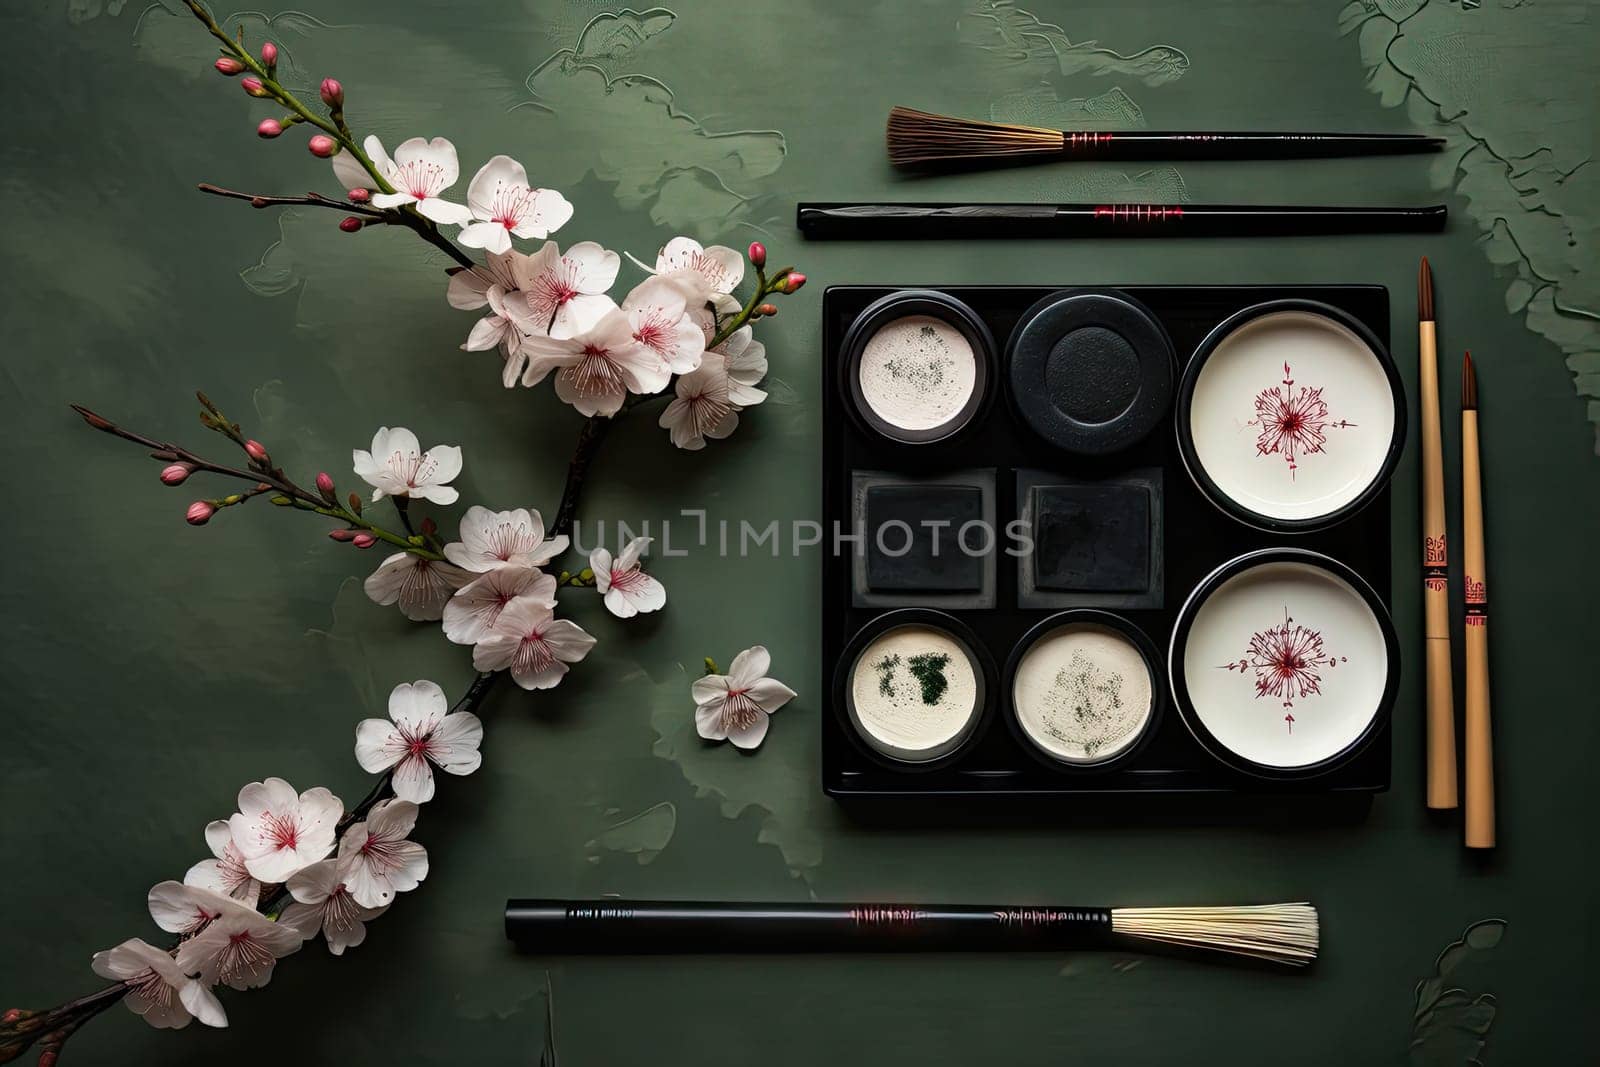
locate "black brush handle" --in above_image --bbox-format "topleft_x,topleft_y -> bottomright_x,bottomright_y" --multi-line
1046,131 -> 1447,160
796,202 -> 1447,240
505,899 -> 1114,953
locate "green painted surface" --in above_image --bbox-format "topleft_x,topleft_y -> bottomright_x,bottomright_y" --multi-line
1,0 -> 1595,1062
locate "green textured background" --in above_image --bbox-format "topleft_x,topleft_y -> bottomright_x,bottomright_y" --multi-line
2,1 -> 1595,1063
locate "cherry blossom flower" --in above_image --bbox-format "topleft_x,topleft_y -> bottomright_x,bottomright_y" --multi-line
443,505 -> 568,572
458,155 -> 573,254
354,679 -> 484,804
521,305 -> 670,416
505,240 -> 620,340
591,536 -> 665,619
658,352 -> 740,450
183,819 -> 260,904
693,645 -> 796,750
627,236 -> 744,312
363,551 -> 471,622
147,881 -> 233,937
443,565 -> 558,645
714,325 -> 770,407
337,799 -> 428,908
227,777 -> 344,884
449,251 -> 529,369
333,135 -> 471,224
280,858 -> 388,956
472,599 -> 596,690
173,899 -> 302,991
622,275 -> 705,375
91,938 -> 227,1030
352,426 -> 462,505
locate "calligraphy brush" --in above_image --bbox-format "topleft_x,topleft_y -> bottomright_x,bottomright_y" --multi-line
1460,353 -> 1496,849
796,201 -> 1447,240
887,106 -> 1447,169
1418,259 -> 1458,810
506,899 -> 1319,968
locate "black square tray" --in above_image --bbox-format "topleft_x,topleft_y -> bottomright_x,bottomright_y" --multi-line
820,284 -> 1393,800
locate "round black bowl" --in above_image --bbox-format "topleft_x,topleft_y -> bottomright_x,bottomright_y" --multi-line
1005,288 -> 1175,456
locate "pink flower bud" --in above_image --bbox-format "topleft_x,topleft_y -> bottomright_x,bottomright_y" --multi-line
320,78 -> 344,108
748,241 -> 766,268
214,57 -> 245,76
351,532 -> 377,549
316,472 -> 336,498
784,272 -> 807,293
338,216 -> 363,233
347,187 -> 370,203
328,528 -> 355,542
256,118 -> 283,139
259,42 -> 278,65
307,134 -> 336,158
160,463 -> 194,486
240,77 -> 268,98
420,516 -> 438,537
757,303 -> 778,317
244,440 -> 270,463
186,501 -> 215,526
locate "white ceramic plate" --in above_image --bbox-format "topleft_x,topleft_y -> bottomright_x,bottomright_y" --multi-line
1185,308 -> 1398,526
1173,556 -> 1392,772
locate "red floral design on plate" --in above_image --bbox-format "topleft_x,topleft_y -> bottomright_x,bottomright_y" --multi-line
1218,608 -> 1347,732
1247,362 -> 1355,479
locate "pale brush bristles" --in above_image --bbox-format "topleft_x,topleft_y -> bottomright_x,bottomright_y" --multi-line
1110,903 -> 1319,968
887,106 -> 1063,167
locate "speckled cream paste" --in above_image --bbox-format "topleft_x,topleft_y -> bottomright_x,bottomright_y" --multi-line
857,316 -> 977,431
1012,623 -> 1153,764
849,626 -> 979,761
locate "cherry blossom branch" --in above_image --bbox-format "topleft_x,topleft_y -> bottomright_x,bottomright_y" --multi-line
0,672 -> 501,1065
70,399 -> 443,561
195,183 -> 477,271
184,0 -> 389,194
0,983 -> 128,1065
552,255 -> 804,540
184,4 -> 478,272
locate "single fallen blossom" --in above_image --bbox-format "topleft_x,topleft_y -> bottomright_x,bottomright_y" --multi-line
693,645 -> 796,750
591,536 -> 665,619
337,799 -> 429,908
90,938 -> 227,1030
183,820 -> 260,904
227,778 -> 344,884
507,240 -> 620,340
443,506 -> 568,572
332,135 -> 472,225
280,858 -> 389,956
352,426 -> 463,505
354,679 -> 484,804
146,881 -> 232,938
472,599 -> 596,689
442,565 -> 558,645
172,897 -> 302,991
457,155 -> 573,254
658,351 -> 739,450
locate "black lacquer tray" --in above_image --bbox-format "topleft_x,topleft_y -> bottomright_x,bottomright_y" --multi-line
820,284 -> 1393,800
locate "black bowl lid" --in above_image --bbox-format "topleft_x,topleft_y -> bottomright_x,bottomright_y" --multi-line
1006,289 -> 1175,456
